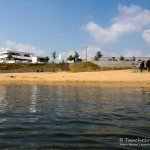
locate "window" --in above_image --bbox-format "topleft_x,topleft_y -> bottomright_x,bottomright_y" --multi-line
10,53 -> 20,56
24,54 -> 30,57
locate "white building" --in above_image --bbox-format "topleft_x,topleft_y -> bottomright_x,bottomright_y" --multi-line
0,50 -> 35,63
32,56 -> 48,63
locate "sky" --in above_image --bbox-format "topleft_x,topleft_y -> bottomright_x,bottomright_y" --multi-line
0,0 -> 150,60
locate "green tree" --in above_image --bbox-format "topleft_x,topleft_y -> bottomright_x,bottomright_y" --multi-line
119,56 -> 125,61
7,53 -> 13,60
52,51 -> 57,62
67,55 -> 74,61
45,56 -> 49,62
94,51 -> 103,61
67,51 -> 80,61
74,51 -> 79,60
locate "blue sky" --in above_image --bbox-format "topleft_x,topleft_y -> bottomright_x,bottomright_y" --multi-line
0,0 -> 150,59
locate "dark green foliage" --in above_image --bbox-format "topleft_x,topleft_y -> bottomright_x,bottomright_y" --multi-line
7,53 -> 13,60
94,51 -> 103,61
45,56 -> 49,62
67,55 -> 74,61
52,51 -> 57,60
74,51 -> 79,59
67,51 -> 79,61
119,56 -> 125,61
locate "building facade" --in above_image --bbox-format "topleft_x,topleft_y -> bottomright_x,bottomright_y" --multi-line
0,50 -> 35,63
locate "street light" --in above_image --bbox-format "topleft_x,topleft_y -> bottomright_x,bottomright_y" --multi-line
85,46 -> 88,62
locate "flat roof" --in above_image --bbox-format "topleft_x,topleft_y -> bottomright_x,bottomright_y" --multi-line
0,50 -> 34,55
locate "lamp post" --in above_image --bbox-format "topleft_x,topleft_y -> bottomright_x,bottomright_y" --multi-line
85,47 -> 88,62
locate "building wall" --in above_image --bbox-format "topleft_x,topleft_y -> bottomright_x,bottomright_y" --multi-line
0,50 -> 34,62
92,60 -> 141,68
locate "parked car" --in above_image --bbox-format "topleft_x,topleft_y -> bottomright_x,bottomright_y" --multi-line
74,58 -> 82,62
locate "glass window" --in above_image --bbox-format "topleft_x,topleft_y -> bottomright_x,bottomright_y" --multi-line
24,54 -> 30,57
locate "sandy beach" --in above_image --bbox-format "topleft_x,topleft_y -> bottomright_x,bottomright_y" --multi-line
0,69 -> 149,88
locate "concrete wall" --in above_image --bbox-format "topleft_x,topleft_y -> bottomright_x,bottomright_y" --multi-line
92,60 -> 140,68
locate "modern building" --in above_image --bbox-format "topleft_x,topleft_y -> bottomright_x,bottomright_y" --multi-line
32,56 -> 48,63
0,50 -> 35,62
0,50 -> 49,63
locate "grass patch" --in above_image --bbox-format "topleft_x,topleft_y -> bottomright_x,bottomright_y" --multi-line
0,63 -> 62,70
0,62 -> 132,72
69,62 -> 101,72
69,62 -> 132,72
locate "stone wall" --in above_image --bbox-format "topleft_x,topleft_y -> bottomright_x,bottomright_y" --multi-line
92,61 -> 140,68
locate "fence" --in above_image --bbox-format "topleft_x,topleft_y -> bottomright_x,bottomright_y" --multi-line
91,57 -> 150,61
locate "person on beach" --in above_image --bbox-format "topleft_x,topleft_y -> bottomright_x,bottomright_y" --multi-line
139,61 -> 145,73
146,60 -> 150,72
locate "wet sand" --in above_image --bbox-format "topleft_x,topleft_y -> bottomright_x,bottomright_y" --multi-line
0,70 -> 150,88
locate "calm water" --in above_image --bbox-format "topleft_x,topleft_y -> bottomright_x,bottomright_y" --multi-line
0,84 -> 149,149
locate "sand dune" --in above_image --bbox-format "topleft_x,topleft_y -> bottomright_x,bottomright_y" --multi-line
0,70 -> 150,88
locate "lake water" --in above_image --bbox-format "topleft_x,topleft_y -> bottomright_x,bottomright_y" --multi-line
0,84 -> 149,149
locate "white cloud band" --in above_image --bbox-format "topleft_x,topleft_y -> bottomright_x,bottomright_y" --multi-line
142,29 -> 150,43
85,4 -> 150,44
0,41 -> 46,56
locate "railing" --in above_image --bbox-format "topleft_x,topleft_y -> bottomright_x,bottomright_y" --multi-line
91,57 -> 150,61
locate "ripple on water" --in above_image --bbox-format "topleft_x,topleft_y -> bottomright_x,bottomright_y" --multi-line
0,84 -> 149,149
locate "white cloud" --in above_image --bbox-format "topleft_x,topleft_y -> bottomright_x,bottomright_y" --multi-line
0,41 -> 46,56
86,22 -> 117,43
142,29 -> 150,43
83,45 -> 119,58
85,4 -> 150,44
123,49 -> 142,57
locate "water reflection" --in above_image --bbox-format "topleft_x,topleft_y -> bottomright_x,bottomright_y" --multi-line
0,84 -> 149,149
0,85 -> 7,113
30,85 -> 38,113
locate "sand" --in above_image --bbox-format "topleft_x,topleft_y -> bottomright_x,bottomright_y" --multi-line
0,70 -> 150,88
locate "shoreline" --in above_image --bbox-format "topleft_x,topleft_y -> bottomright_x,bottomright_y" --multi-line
0,70 -> 150,88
